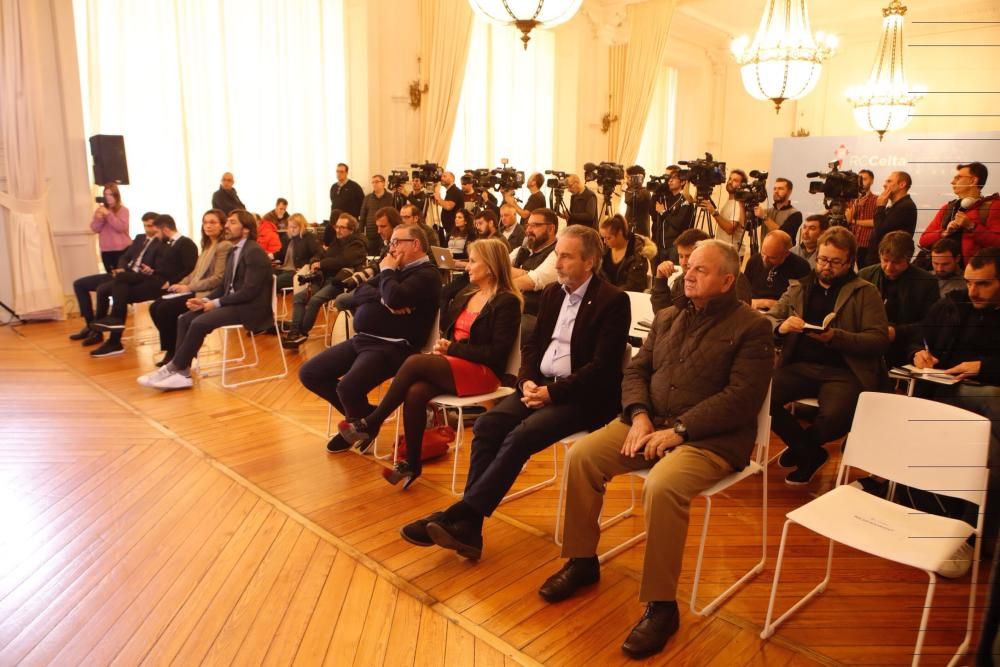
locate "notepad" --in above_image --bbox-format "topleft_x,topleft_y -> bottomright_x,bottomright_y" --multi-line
895,365 -> 961,385
801,312 -> 836,332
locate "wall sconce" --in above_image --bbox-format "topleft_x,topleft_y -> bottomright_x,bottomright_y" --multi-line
601,112 -> 619,134
409,80 -> 428,110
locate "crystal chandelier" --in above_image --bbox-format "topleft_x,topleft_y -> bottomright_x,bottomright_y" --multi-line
846,1 -> 925,141
731,0 -> 837,112
468,0 -> 582,49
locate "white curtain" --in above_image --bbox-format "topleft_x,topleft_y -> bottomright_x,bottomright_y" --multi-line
0,0 -> 65,319
72,0 -> 347,237
634,66 -> 678,174
446,16 -> 556,201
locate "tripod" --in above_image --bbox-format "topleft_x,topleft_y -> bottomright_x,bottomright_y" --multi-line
549,188 -> 569,218
0,299 -> 23,325
693,198 -> 716,238
598,189 -> 616,224
736,201 -> 763,258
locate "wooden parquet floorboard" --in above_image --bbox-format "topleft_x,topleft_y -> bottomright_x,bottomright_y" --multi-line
2,317 -> 990,665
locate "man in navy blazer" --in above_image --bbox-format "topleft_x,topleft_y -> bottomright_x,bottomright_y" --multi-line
139,210 -> 272,390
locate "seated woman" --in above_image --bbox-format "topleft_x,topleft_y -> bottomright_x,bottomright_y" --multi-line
446,209 -> 476,259
148,209 -> 232,366
340,238 -> 522,489
599,214 -> 655,292
274,213 -> 321,290
256,212 -> 282,259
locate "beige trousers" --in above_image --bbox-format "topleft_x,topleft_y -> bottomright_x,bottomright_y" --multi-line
561,419 -> 732,602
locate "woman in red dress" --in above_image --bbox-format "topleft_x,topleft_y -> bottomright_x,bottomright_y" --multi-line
340,238 -> 522,488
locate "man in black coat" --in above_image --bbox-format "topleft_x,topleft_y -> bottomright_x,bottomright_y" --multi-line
864,170 -> 917,266
328,162 -> 365,223
139,211 -> 273,390
400,225 -> 630,560
211,172 -> 246,214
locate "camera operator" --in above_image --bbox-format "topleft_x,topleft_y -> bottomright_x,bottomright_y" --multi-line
624,165 -> 653,237
359,175 -> 396,255
406,175 -> 428,213
458,173 -> 499,214
433,171 -> 464,235
846,170 -> 878,257
503,172 -> 546,224
863,170 -> 916,267
561,174 -> 598,229
652,166 -> 695,262
698,169 -> 748,255
753,178 -> 802,241
329,163 -> 365,223
500,203 -> 525,249
282,212 -> 368,347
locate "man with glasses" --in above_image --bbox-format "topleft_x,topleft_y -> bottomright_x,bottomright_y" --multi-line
743,230 -> 810,311
299,224 -> 442,453
766,226 -> 890,485
400,204 -> 442,248
511,208 -> 560,336
919,162 -> 1000,264
282,213 -> 367,347
359,174 -> 396,254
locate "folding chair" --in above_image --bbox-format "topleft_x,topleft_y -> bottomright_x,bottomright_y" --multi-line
760,392 -> 989,667
625,290 -> 654,345
198,275 -> 289,388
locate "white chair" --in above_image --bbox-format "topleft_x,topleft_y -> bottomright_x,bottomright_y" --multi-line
760,392 -> 989,667
625,290 -> 654,344
198,275 -> 289,388
579,384 -> 772,618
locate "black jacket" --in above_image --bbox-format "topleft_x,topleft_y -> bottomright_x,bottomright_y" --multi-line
442,288 -> 522,379
652,193 -> 695,261
601,234 -> 651,292
568,188 -> 598,228
116,234 -> 162,271
871,194 -> 917,253
155,235 -> 199,284
318,234 -> 367,280
280,232 -> 322,269
329,179 -> 364,221
520,275 -> 630,430
345,259 -> 443,349
909,290 -> 1000,385
207,240 -> 273,331
211,188 -> 245,215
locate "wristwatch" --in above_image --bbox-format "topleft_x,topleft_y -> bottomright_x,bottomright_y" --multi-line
673,421 -> 689,442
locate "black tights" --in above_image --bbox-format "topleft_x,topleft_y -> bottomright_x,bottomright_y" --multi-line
365,354 -> 456,471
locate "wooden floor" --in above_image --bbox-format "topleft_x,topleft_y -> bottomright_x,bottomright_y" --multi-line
0,308 -> 988,666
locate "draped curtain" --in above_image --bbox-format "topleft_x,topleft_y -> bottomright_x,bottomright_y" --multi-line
73,0 -> 348,235
609,0 -> 678,167
0,0 -> 65,319
607,44 -> 627,158
418,0 -> 474,165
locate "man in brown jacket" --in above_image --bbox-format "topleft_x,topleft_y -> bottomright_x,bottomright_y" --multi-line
538,239 -> 774,660
767,226 -> 890,485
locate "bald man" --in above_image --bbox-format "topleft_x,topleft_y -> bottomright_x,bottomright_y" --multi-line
743,230 -> 811,311
561,174 -> 598,229
212,172 -> 246,215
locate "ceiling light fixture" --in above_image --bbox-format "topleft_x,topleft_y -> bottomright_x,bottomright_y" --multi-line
468,0 -> 582,49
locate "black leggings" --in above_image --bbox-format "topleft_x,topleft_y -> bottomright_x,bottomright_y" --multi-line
365,353 -> 456,471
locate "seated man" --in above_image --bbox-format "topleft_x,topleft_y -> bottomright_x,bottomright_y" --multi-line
499,203 -> 525,250
91,214 -> 199,357
299,224 -> 442,453
70,211 -> 159,348
510,208 -> 559,337
539,239 -> 773,660
138,210 -> 273,390
743,229 -> 811,311
473,209 -> 508,248
282,212 -> 367,346
791,213 -> 829,268
400,204 -> 442,249
930,237 -> 967,297
767,226 -> 889,484
650,228 -> 751,311
400,225 -> 630,560
858,231 -> 939,367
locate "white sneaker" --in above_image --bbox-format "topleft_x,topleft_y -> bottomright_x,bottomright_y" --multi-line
937,541 -> 974,579
149,371 -> 194,391
138,366 -> 173,387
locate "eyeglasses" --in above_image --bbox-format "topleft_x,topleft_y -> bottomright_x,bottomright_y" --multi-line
334,225 -> 351,231
389,238 -> 415,248
816,256 -> 848,267
525,222 -> 554,229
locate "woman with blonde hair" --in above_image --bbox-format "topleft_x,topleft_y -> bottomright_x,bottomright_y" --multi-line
274,213 -> 321,289
340,238 -> 522,489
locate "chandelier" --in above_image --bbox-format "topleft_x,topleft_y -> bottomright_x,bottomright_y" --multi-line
846,1 -> 925,141
731,0 -> 837,112
468,0 -> 582,49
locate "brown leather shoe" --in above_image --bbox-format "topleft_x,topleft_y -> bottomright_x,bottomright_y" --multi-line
538,557 -> 600,602
621,602 -> 679,659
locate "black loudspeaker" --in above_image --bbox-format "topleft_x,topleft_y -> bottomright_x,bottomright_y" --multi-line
89,134 -> 130,185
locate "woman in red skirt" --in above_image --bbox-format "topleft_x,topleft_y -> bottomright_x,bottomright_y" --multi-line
340,238 -> 522,488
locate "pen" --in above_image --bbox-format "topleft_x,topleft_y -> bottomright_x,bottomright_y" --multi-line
923,338 -> 931,354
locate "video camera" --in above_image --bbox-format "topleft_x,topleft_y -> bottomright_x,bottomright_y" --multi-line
808,162 -> 860,224
678,153 -> 726,200
584,161 -> 625,198
410,162 -> 443,185
545,169 -> 570,191
387,170 -> 409,191
732,169 -> 769,206
464,168 -> 493,192
490,166 -> 525,192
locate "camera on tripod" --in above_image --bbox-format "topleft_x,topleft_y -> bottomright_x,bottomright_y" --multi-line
387,170 -> 409,191
732,170 -> 769,205
545,169 -> 569,191
808,162 -> 860,224
490,166 -> 525,192
584,161 -> 625,196
410,162 -> 443,186
678,153 -> 726,200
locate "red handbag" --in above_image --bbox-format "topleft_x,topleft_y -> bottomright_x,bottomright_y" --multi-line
394,425 -> 455,463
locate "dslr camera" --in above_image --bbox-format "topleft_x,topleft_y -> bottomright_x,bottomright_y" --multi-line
678,153 -> 726,200
95,196 -> 107,205
387,170 -> 409,191
410,162 -> 443,185
298,268 -> 325,287
732,169 -> 769,206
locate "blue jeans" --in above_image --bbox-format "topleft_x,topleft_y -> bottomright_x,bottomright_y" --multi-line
291,281 -> 344,333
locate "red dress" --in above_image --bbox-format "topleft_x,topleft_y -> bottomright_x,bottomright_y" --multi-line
445,308 -> 501,396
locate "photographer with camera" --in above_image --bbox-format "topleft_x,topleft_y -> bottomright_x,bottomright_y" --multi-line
407,175 -> 428,213
274,214 -> 322,290
359,174 -> 396,255
329,163 -> 364,224
562,174 -> 598,229
652,167 -> 695,263
863,171 -> 916,267
624,165 -> 653,237
89,183 -> 132,273
698,169 -> 748,256
503,172 -> 546,224
753,178 -> 802,241
388,170 -> 410,211
282,212 -> 368,347
433,171 -> 464,235
459,172 -> 500,215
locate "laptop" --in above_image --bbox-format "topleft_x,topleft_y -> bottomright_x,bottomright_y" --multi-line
430,246 -> 458,269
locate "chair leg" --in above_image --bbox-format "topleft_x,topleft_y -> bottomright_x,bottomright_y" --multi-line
597,476 -> 642,563
912,571 -> 938,667
500,444 -> 558,505
761,522 -> 834,639
948,534 -> 982,667
450,406 -> 465,496
554,443 -> 571,546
